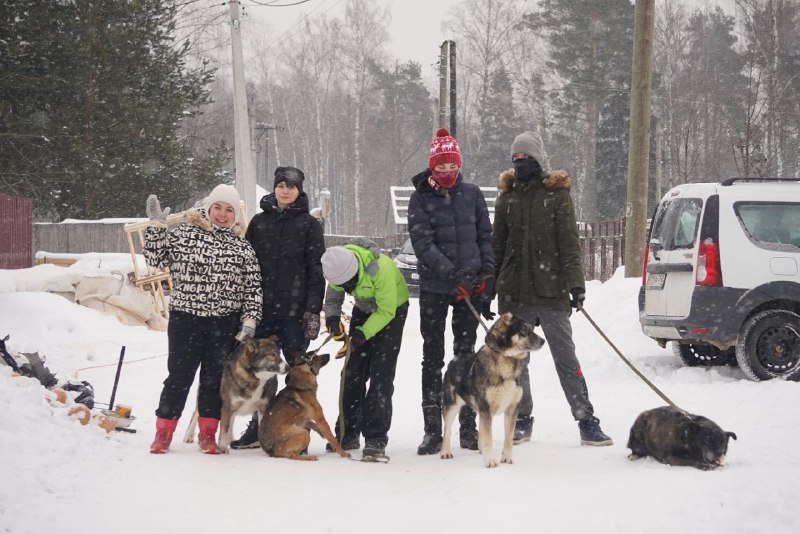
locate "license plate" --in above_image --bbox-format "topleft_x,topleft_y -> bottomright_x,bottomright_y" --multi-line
411,273 -> 419,280
646,273 -> 666,289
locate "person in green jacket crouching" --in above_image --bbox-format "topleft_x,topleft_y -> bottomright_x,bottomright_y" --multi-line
321,238 -> 409,460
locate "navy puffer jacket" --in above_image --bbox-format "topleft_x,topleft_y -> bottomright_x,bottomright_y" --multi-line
407,169 -> 494,294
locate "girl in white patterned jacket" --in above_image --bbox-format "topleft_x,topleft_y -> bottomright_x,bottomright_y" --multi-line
143,184 -> 262,455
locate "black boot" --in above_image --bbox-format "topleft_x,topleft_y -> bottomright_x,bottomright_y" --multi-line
230,413 -> 259,450
363,439 -> 387,459
325,435 -> 361,452
513,415 -> 534,445
579,415 -> 613,446
417,405 -> 443,455
459,405 -> 479,451
417,434 -> 443,455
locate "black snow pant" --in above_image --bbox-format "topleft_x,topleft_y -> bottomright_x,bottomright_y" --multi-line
418,291 -> 479,437
335,302 -> 408,447
155,310 -> 240,420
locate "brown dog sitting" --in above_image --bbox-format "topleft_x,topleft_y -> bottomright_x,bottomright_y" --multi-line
259,352 -> 351,461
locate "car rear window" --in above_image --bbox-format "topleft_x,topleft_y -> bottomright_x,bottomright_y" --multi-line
736,202 -> 800,248
649,198 -> 703,250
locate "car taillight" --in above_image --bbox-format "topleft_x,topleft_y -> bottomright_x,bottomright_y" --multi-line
696,241 -> 722,286
641,243 -> 650,286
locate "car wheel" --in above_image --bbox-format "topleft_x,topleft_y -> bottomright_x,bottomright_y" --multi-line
735,309 -> 800,381
672,342 -> 735,367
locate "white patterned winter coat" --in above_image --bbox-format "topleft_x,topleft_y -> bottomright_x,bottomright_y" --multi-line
143,209 -> 262,326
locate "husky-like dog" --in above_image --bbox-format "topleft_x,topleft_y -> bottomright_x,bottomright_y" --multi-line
441,313 -> 545,468
183,336 -> 289,453
627,406 -> 737,470
259,352 -> 351,461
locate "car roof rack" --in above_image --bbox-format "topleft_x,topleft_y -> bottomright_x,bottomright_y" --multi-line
720,177 -> 800,186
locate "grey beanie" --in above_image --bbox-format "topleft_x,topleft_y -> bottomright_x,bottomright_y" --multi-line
510,131 -> 545,163
322,246 -> 359,285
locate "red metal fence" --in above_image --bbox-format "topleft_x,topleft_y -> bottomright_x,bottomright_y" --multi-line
0,194 -> 33,269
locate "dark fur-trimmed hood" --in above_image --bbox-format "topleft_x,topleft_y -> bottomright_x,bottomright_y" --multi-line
184,208 -> 247,236
497,168 -> 572,194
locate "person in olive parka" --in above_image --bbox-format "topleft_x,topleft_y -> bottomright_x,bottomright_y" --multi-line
493,130 -> 612,447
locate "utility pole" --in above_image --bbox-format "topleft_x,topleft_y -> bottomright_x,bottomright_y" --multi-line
437,43 -> 448,131
448,40 -> 457,137
229,0 -> 257,221
624,0 -> 655,277
255,122 -> 282,190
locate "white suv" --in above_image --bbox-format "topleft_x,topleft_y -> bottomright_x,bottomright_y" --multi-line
638,178 -> 800,381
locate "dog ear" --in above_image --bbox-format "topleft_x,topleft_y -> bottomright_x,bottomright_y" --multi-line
311,353 -> 330,373
485,312 -> 513,348
493,313 -> 512,335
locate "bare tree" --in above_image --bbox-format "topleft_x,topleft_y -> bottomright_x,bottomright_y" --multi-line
445,0 -> 528,181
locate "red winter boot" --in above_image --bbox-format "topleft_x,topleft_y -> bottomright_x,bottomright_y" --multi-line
197,416 -> 220,454
150,417 -> 178,454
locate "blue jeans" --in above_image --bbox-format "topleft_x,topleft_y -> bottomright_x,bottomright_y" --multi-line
256,318 -> 308,365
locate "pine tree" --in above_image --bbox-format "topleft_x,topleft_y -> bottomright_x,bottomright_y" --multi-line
0,0 -> 224,220
525,0 -> 634,220
474,66 -> 519,186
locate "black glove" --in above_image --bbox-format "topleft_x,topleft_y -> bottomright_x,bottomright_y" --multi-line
473,273 -> 495,299
302,311 -> 320,340
335,330 -> 367,359
326,316 -> 346,340
569,287 -> 586,309
448,270 -> 473,301
480,299 -> 496,321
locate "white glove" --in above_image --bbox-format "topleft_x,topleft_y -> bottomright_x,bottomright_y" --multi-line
146,195 -> 171,226
235,318 -> 257,342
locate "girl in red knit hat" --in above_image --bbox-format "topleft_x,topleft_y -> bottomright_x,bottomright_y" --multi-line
406,128 -> 496,455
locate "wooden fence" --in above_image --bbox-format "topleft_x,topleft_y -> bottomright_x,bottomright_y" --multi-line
579,218 -> 625,282
0,194 -> 33,269
30,218 -> 626,282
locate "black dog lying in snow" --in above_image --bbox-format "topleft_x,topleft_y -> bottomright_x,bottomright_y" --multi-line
627,406 -> 737,470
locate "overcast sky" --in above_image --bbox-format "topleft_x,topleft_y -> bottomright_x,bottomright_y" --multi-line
241,0 -> 736,83
243,0 -> 468,81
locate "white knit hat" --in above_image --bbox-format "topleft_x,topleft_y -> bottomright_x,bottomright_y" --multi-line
322,246 -> 359,285
203,184 -> 241,223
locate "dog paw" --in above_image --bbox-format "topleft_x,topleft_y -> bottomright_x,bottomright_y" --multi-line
484,457 -> 498,468
339,451 -> 352,459
627,453 -> 643,461
501,455 -> 513,464
440,451 -> 454,460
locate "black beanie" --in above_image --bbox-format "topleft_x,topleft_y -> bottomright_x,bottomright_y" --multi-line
274,166 -> 305,192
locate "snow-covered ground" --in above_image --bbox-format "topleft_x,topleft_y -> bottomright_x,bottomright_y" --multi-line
1,265 -> 797,534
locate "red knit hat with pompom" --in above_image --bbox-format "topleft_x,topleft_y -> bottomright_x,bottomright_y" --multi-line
428,128 -> 463,169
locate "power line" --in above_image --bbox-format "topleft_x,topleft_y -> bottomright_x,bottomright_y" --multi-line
244,0 -> 314,7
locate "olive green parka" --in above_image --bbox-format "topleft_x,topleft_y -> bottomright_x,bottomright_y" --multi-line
493,168 -> 585,312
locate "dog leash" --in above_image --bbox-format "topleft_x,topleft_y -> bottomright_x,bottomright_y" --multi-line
464,297 -> 491,335
576,302 -> 684,412
308,333 -> 333,360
